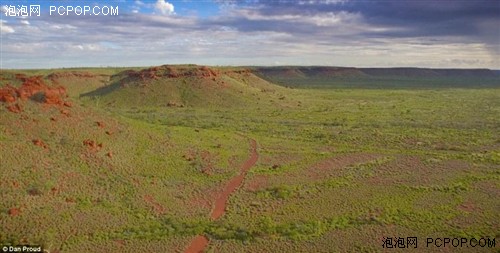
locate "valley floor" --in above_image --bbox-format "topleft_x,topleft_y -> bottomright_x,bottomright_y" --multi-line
1,69 -> 499,252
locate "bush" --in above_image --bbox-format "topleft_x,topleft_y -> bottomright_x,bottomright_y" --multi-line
30,91 -> 46,103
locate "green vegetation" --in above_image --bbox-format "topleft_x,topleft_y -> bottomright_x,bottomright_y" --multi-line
0,66 -> 498,252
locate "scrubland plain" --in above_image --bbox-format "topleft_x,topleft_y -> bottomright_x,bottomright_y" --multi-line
1,65 -> 499,252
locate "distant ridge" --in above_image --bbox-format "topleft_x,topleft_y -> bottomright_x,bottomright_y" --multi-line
359,68 -> 496,77
255,66 -> 498,78
491,70 -> 500,76
253,66 -> 500,88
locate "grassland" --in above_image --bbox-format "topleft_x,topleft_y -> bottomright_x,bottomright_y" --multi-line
0,66 -> 499,252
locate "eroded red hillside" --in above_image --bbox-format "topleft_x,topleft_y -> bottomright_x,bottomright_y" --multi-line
124,65 -> 220,83
0,75 -> 71,113
47,71 -> 97,81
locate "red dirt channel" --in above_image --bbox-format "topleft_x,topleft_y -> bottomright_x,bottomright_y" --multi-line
184,138 -> 258,253
211,138 -> 258,220
184,235 -> 209,253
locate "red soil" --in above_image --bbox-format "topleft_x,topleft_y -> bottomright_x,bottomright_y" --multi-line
47,71 -> 97,84
127,68 -> 159,82
0,75 -> 71,112
83,139 -> 102,152
184,138 -> 259,253
123,65 -> 222,84
50,187 -> 58,195
228,69 -> 251,75
199,66 -> 218,78
32,139 -> 48,149
43,88 -> 66,104
6,104 -> 22,113
96,121 -> 105,128
8,207 -> 21,217
60,109 -> 70,116
212,139 -> 258,219
184,235 -> 209,253
114,239 -> 126,247
0,85 -> 17,102
16,76 -> 66,103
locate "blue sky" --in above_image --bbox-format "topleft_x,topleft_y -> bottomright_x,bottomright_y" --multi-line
1,0 -> 499,69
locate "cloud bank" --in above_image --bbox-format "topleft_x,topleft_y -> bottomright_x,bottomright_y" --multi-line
0,0 -> 498,69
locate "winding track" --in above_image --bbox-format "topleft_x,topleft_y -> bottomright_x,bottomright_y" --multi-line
184,138 -> 259,253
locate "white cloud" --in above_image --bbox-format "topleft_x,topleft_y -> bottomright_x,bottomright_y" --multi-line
1,20 -> 15,33
155,0 -> 175,15
232,8 -> 361,27
72,44 -> 103,51
309,11 -> 360,26
20,20 -> 30,25
1,26 -> 15,33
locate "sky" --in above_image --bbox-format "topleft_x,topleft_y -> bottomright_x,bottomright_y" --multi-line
1,0 -> 499,69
